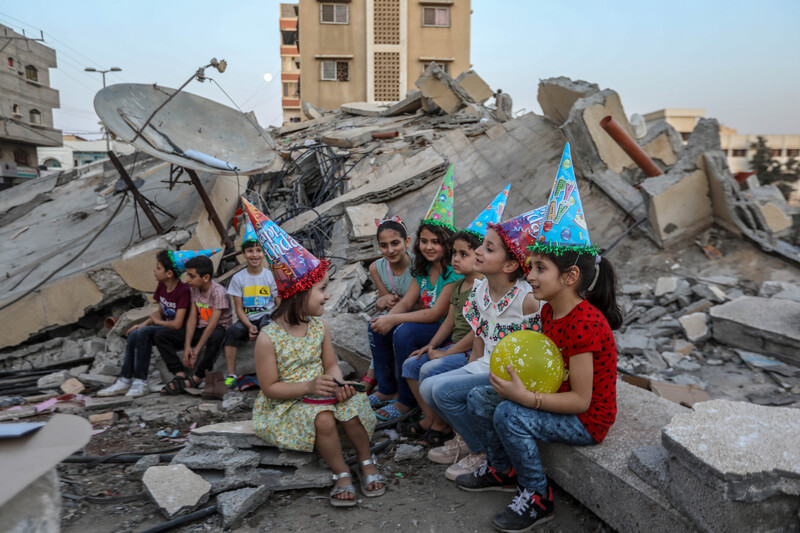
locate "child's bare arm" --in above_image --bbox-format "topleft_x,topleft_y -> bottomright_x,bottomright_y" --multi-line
467,336 -> 485,364
193,308 -> 222,353
378,281 -> 453,329
413,304 -> 456,357
233,296 -> 253,328
432,330 -> 475,358
184,305 -> 197,350
522,292 -> 540,315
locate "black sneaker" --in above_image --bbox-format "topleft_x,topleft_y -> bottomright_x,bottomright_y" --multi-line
455,460 -> 517,492
492,486 -> 555,532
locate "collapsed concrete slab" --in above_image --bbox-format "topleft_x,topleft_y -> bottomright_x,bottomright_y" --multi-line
217,486 -> 271,529
415,62 -> 475,114
537,77 -> 600,126
383,90 -> 423,117
143,464 -> 211,518
340,102 -> 388,118
455,70 -> 494,105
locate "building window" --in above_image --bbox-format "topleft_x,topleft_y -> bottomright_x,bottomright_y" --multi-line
320,60 -> 349,81
282,82 -> 299,97
25,65 -> 38,82
732,149 -> 747,157
680,132 -> 691,141
786,149 -> 800,157
320,4 -> 349,24
12,104 -> 21,117
281,30 -> 297,46
282,56 -> 300,72
422,7 -> 449,27
29,109 -> 42,125
290,117 -> 301,123
14,149 -> 29,166
43,158 -> 61,168
422,61 -> 449,75
770,148 -> 783,157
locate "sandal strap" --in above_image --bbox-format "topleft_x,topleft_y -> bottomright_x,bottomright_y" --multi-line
330,484 -> 356,496
361,375 -> 377,385
331,471 -> 352,481
362,472 -> 386,487
359,454 -> 378,467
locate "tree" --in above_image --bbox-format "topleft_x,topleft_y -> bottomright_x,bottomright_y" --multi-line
749,136 -> 783,184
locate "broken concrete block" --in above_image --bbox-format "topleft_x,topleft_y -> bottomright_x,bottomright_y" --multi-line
345,203 -> 389,240
128,454 -> 160,475
384,90 -> 423,117
637,306 -> 667,324
628,445 -> 670,493
217,486 -> 271,529
661,400 -> 800,532
77,373 -> 116,387
641,168 -> 714,246
394,443 -> 425,462
710,296 -> 800,365
259,464 -> 333,491
327,313 -> 371,378
84,396 -> 133,411
672,340 -> 694,356
92,363 -> 120,376
660,351 -> 685,368
415,62 -> 474,114
88,412 -> 117,426
614,329 -> 652,355
537,77 -> 600,126
654,277 -> 678,297
682,299 -> 712,316
639,120 -> 682,167
221,392 -> 246,412
321,123 -> 402,149
678,313 -> 710,343
143,464 -> 211,518
0,468 -> 61,533
340,102 -> 388,118
60,378 -> 85,395
301,100 -> 323,120
197,403 -> 219,415
455,70 -> 494,104
196,467 -> 261,495
37,370 -> 70,390
172,445 -> 261,471
758,281 -> 800,303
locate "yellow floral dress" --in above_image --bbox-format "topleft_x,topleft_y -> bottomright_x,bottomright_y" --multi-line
252,317 -> 376,452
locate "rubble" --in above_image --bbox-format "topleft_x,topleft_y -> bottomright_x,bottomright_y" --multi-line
217,486 -> 271,528
142,464 -> 211,518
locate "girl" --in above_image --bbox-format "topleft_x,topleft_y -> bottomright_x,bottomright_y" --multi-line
421,211 -> 542,479
362,216 -> 414,394
244,198 -> 384,507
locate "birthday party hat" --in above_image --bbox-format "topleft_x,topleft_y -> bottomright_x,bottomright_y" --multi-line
464,184 -> 510,239
420,164 -> 455,232
241,197 -> 329,299
529,143 -> 598,256
242,220 -> 258,244
167,249 -> 222,275
488,205 -> 547,274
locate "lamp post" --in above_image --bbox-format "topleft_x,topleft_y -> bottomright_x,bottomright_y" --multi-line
85,67 -> 122,151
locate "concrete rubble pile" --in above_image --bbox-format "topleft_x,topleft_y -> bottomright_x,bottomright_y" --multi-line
1,67 -> 799,530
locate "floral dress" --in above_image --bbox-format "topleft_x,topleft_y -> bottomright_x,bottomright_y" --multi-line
252,317 -> 376,452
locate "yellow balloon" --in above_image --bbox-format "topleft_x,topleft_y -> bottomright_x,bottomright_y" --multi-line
490,330 -> 565,393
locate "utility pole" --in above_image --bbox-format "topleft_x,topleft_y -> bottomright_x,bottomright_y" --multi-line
85,67 -> 122,151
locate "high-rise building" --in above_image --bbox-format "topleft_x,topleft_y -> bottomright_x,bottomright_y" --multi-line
281,0 -> 471,124
0,23 -> 61,188
280,3 -> 301,124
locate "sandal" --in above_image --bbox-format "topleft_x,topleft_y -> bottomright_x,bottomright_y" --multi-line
417,428 -> 454,448
368,393 -> 396,408
398,420 -> 427,438
358,455 -> 386,497
361,374 -> 377,394
330,472 -> 357,507
375,402 -> 404,422
160,376 -> 187,396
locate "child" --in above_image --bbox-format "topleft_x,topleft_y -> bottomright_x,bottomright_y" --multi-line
99,250 -> 191,398
369,166 -> 460,421
456,143 -> 622,532
422,205 -> 543,479
155,254 -> 232,394
222,222 -> 280,388
403,185 -> 510,446
362,216 -> 414,393
244,198 -> 382,507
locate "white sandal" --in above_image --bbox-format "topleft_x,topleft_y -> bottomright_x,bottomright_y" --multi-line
330,472 -> 357,507
358,456 -> 386,497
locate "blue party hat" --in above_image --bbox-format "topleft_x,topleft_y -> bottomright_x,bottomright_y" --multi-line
168,249 -> 222,275
242,220 -> 258,244
529,143 -> 598,256
465,185 -> 510,239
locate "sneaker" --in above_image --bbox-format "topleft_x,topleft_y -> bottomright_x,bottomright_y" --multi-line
445,452 -> 486,481
97,378 -> 131,397
125,379 -> 149,398
224,374 -> 238,388
428,436 -> 470,464
492,486 -> 555,532
455,460 -> 517,492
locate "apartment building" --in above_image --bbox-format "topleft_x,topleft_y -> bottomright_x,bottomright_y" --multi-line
280,3 -> 301,123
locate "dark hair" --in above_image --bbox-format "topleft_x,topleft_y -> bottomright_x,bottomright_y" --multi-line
452,231 -> 482,251
542,251 -> 622,330
376,220 -> 408,240
184,256 -> 214,278
412,223 -> 454,277
272,291 -> 309,326
156,250 -> 179,277
242,240 -> 259,252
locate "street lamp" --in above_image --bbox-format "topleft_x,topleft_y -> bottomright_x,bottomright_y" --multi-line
85,67 -> 122,150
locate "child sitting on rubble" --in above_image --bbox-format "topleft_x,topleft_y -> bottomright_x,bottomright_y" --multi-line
361,216 -> 414,394
368,168 -> 460,421
99,250 -> 191,398
155,254 -> 232,395
221,222 -> 280,389
245,199 -> 382,507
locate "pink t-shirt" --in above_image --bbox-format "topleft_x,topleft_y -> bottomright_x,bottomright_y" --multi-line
190,281 -> 233,328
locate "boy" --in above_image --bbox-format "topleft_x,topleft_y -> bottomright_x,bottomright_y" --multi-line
222,237 -> 279,388
155,255 -> 232,394
99,250 -> 190,397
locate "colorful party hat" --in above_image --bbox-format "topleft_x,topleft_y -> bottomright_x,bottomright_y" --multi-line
529,143 -> 599,256
242,220 -> 258,244
241,197 -> 329,299
464,184 -> 510,239
420,164 -> 455,232
167,249 -> 222,275
488,205 -> 547,274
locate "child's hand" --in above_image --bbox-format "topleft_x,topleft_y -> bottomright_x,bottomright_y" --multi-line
309,375 -> 337,396
376,294 -> 399,311
126,323 -> 143,336
429,348 -> 447,360
334,383 -> 356,403
410,344 -> 432,359
384,294 -> 400,311
370,315 -> 395,335
183,346 -> 195,369
489,365 -> 527,403
248,324 -> 259,339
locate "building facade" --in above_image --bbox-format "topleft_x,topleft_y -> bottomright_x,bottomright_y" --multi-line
280,3 -> 301,123
282,0 -> 470,123
38,135 -> 135,172
0,24 -> 61,188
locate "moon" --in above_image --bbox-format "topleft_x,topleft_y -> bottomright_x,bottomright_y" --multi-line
263,73 -> 273,82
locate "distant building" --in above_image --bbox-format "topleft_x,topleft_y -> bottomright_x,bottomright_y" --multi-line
37,135 -> 135,172
643,108 -> 800,174
280,3 -> 301,124
0,23 -> 61,188
284,0 -> 470,122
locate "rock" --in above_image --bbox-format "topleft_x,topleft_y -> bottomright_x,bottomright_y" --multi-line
758,281 -> 800,303
197,467 -> 262,495
637,306 -> 667,324
345,203 -> 388,240
621,283 -> 650,297
259,464 -> 333,491
681,299 -> 712,316
221,392 -> 246,412
92,363 -> 121,376
340,102 -> 388,118
628,445 -> 670,493
82,337 -> 107,357
692,284 -> 725,304
143,464 -> 211,518
654,277 -> 678,297
393,443 -> 425,462
37,370 -> 69,389
672,339 -> 694,356
658,281 -> 692,305
648,318 -> 682,337
660,351 -> 685,368
190,420 -> 266,449
77,373 -> 116,387
614,329 -> 652,355
128,454 -> 160,475
216,486 -> 271,528
60,377 -> 85,395
678,313 -> 710,342
537,77 -> 600,126
88,411 -> 117,426
67,365 -> 89,377
641,350 -> 667,371
198,403 -> 219,415
327,313 -> 371,377
172,445 -> 261,471
674,358 -> 701,372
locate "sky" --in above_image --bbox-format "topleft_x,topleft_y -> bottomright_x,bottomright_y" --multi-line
1,0 -> 798,139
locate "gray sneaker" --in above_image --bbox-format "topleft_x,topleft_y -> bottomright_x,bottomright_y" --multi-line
97,379 -> 131,397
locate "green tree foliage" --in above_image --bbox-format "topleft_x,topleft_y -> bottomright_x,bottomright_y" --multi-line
749,136 -> 783,184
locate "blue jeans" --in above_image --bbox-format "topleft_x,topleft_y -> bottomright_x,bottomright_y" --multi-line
368,323 -> 398,396
467,385 -> 595,493
423,367 -> 490,453
419,349 -> 470,382
400,344 -> 464,381
120,325 -> 164,380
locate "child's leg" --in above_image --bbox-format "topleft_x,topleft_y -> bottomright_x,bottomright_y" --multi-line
153,327 -> 186,376
390,322 -> 442,411
410,352 -> 470,433
368,323 -> 398,401
314,411 -> 353,501
429,369 -> 490,453
131,326 -> 162,381
494,403 -> 594,494
222,321 -> 248,376
339,416 -> 383,492
118,329 -> 140,379
194,326 -> 226,379
466,385 -> 511,472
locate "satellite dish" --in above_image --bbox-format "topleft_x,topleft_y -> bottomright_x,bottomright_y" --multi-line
94,83 -> 276,175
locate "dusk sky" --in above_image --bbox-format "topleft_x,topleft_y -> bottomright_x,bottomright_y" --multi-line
2,0 -> 798,137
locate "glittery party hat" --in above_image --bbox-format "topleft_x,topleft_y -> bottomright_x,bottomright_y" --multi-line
529,143 -> 598,256
167,249 -> 222,275
420,164 -> 455,232
241,197 -> 329,299
489,205 -> 547,274
464,184 -> 510,239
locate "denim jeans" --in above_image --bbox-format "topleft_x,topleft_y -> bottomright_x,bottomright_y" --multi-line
467,385 -> 595,493
421,367 -> 490,453
120,325 -> 164,380
222,314 -> 272,347
368,323 -> 398,396
400,343 -> 463,381
153,326 -> 225,378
